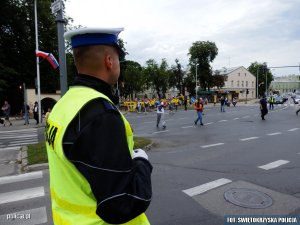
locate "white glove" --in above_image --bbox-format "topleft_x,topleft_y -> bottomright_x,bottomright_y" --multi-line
132,148 -> 148,160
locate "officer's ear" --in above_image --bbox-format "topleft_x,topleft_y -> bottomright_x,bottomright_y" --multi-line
104,54 -> 113,70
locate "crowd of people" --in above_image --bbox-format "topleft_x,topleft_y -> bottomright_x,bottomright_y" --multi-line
0,93 -> 299,128
120,95 -> 203,113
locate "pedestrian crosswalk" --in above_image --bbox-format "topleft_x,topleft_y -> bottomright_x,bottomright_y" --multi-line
0,128 -> 38,148
0,171 -> 51,225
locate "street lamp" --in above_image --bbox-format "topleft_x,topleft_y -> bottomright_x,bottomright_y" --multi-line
264,65 -> 268,96
34,0 -> 42,124
195,59 -> 198,98
256,66 -> 259,99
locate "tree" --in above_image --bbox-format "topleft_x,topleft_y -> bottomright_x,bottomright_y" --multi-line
0,0 -> 72,113
212,71 -> 227,89
121,60 -> 145,99
169,59 -> 185,95
188,41 -> 218,91
144,59 -> 171,99
248,62 -> 273,97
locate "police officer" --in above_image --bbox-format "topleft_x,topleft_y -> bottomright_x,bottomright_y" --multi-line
45,28 -> 152,225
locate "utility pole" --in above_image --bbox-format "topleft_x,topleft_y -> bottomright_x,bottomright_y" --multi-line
195,59 -> 198,98
256,66 -> 259,99
34,0 -> 42,125
51,0 -> 68,96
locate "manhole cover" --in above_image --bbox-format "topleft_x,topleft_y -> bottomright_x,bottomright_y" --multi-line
224,188 -> 273,209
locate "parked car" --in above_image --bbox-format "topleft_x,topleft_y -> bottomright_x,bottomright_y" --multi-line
274,96 -> 285,104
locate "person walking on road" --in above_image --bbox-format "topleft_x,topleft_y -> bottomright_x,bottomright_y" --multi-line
156,101 -> 166,129
45,27 -> 152,225
33,101 -> 39,125
260,95 -> 268,120
194,98 -> 204,126
183,95 -> 188,110
220,96 -> 226,112
1,100 -> 12,126
296,107 -> 300,116
21,102 -> 30,125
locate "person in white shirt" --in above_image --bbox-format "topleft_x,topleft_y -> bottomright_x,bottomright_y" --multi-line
156,101 -> 166,129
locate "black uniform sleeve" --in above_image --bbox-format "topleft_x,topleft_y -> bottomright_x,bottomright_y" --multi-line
63,99 -> 152,224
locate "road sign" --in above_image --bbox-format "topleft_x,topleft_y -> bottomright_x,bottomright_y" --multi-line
51,0 -> 63,14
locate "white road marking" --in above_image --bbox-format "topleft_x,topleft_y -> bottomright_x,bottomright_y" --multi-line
6,138 -> 39,144
240,137 -> 259,141
0,134 -> 37,140
0,146 -> 21,151
183,178 -> 232,196
0,128 -> 37,134
288,128 -> 299,132
204,122 -> 214,125
0,187 -> 45,204
178,117 -> 186,120
0,207 -> 47,224
201,143 -> 224,148
258,160 -> 290,170
218,120 -> 228,122
152,130 -> 169,134
266,132 -> 282,136
181,126 -> 194,129
233,118 -> 240,120
242,116 -> 250,118
0,171 -> 43,185
6,142 -> 39,147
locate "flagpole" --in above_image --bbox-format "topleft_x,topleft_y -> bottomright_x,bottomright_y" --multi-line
34,0 -> 42,125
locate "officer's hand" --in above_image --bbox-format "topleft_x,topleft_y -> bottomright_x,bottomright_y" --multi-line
132,149 -> 148,160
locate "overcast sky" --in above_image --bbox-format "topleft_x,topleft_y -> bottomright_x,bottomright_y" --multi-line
64,0 -> 300,76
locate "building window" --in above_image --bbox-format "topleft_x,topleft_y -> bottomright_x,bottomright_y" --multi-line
231,80 -> 234,87
245,73 -> 247,76
242,81 -> 244,87
246,81 -> 248,87
237,80 -> 240,87
252,81 -> 254,87
238,73 -> 240,76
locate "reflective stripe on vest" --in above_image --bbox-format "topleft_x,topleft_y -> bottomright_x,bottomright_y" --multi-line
46,86 -> 149,225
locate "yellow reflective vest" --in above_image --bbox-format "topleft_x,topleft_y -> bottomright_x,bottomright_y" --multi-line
45,86 -> 150,225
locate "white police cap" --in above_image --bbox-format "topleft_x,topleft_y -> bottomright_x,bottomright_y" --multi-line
64,27 -> 125,56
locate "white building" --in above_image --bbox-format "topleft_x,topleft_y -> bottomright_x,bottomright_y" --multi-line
216,66 -> 256,100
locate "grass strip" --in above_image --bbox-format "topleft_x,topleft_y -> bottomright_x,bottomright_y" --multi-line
27,136 -> 152,165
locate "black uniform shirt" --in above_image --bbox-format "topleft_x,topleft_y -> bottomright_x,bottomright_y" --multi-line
63,74 -> 152,224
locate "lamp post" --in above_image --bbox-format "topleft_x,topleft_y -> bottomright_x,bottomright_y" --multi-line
256,66 -> 259,99
34,0 -> 42,124
265,66 -> 268,96
51,0 -> 68,96
195,59 -> 198,98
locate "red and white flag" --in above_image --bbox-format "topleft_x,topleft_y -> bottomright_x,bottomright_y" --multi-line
36,50 -> 59,69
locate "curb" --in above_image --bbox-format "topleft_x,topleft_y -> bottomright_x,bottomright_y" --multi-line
144,140 -> 154,151
20,145 -> 49,172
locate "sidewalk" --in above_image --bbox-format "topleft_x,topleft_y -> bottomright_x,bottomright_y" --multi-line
0,117 -> 46,132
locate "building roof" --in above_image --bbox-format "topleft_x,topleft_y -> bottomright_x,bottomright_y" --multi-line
215,66 -> 242,75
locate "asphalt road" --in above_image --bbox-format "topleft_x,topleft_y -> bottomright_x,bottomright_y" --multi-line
0,101 -> 299,225
124,103 -> 300,225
